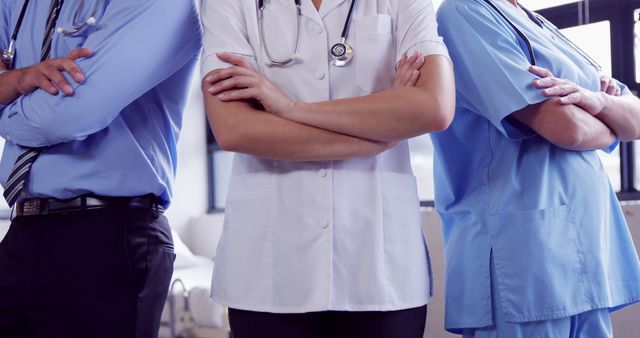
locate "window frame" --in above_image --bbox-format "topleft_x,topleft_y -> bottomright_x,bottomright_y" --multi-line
207,0 -> 640,212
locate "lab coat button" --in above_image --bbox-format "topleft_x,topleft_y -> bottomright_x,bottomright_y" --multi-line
315,71 -> 325,80
322,220 -> 330,229
319,168 -> 327,177
314,25 -> 324,34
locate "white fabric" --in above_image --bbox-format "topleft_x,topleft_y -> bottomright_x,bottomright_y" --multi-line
201,0 -> 448,312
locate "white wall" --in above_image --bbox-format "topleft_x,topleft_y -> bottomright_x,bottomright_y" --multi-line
164,76 -> 209,234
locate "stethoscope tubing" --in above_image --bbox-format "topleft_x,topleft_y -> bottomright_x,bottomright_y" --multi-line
482,0 -> 602,72
258,0 -> 302,66
257,0 -> 357,67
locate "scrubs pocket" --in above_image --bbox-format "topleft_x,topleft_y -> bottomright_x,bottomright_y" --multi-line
212,174 -> 273,304
488,205 -> 588,322
354,15 -> 395,93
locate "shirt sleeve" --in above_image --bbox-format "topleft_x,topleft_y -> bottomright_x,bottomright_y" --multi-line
0,0 -> 11,52
201,0 -> 258,78
0,2 -> 12,115
437,1 -> 547,141
0,0 -> 202,148
395,0 -> 449,63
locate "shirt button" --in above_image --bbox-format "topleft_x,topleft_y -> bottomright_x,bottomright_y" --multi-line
315,71 -> 325,80
322,220 -> 331,229
318,168 -> 327,177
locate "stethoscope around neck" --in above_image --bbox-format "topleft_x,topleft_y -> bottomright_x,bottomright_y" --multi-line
482,0 -> 602,72
1,0 -> 105,70
257,0 -> 357,67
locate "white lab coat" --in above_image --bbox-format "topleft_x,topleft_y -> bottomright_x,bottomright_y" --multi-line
201,0 -> 449,313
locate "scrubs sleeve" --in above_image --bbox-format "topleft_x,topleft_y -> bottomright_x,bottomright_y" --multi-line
395,0 -> 449,62
437,2 -> 547,141
201,0 -> 258,78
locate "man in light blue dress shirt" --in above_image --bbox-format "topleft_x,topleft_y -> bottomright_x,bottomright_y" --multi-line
0,0 -> 201,337
434,0 -> 640,337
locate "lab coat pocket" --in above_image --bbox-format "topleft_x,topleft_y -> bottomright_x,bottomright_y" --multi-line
212,174 -> 274,304
354,14 -> 395,93
380,172 -> 429,301
488,205 -> 588,322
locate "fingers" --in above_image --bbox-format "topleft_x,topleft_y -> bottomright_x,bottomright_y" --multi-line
216,88 -> 257,101
67,48 -> 93,60
528,65 -> 552,78
394,51 -> 423,87
40,64 -> 74,95
55,58 -> 85,83
558,92 -> 582,105
605,78 -> 619,96
533,76 -> 571,89
205,66 -> 257,85
33,73 -> 59,95
542,84 -> 580,97
599,75 -> 611,92
217,52 -> 255,71
207,75 -> 257,95
407,70 -> 420,87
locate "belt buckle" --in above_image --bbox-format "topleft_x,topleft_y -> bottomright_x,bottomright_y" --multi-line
22,199 -> 41,216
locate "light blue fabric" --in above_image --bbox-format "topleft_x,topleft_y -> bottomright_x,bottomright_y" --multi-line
462,256 -> 613,338
433,0 -> 640,333
0,0 -> 202,206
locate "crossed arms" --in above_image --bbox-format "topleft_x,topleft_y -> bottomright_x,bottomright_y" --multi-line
513,66 -> 640,151
202,52 -> 456,162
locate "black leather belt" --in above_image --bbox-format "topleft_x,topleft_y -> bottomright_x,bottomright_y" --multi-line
15,195 -> 164,217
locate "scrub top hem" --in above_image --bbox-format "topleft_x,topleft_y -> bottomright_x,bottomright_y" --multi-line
444,296 -> 640,333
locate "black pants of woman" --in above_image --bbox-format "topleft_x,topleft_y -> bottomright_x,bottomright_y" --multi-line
229,305 -> 427,338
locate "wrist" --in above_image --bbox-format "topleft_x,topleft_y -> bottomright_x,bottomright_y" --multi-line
283,101 -> 304,120
594,91 -> 612,117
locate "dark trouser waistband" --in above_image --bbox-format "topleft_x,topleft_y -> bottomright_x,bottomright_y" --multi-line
14,194 -> 164,217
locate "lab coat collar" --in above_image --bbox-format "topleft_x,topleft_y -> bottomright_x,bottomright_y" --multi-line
297,0 -> 346,24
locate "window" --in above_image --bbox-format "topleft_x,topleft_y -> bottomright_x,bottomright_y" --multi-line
560,21 -> 613,75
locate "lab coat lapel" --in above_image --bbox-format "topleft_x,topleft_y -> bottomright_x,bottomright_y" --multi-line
318,0 -> 345,18
298,0 -> 323,25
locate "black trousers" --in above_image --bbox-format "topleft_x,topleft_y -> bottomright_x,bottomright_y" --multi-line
228,305 -> 428,338
0,208 -> 175,338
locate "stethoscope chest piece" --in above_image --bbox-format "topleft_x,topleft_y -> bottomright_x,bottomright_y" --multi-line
330,41 -> 353,67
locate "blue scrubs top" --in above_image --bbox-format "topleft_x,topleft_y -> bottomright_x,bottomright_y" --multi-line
434,0 -> 640,333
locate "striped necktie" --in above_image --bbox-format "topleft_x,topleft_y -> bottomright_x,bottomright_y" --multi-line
4,0 -> 65,207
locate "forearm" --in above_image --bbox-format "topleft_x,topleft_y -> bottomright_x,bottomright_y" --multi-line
596,93 -> 640,142
513,99 -> 616,151
282,55 -> 455,142
205,96 -> 390,161
0,69 -> 21,105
